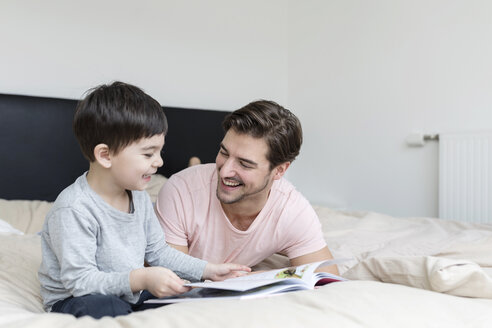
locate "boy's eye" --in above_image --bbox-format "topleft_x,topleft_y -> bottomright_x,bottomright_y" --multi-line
220,151 -> 228,157
144,153 -> 153,158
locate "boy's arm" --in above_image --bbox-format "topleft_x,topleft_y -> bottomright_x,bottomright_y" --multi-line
147,199 -> 250,281
45,208 -> 135,300
146,195 -> 207,281
168,243 -> 189,254
129,266 -> 190,298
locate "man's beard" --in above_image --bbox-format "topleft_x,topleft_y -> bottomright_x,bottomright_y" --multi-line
216,173 -> 272,205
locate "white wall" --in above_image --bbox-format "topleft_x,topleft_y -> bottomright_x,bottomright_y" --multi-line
0,0 -> 287,110
2,1 -> 492,218
287,0 -> 492,217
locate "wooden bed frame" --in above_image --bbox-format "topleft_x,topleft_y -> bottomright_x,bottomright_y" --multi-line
0,93 -> 230,201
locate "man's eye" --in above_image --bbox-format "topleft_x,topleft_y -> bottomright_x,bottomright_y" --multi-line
240,162 -> 252,169
220,151 -> 228,157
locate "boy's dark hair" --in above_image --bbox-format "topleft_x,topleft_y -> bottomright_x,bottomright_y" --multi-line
222,100 -> 303,169
73,81 -> 167,162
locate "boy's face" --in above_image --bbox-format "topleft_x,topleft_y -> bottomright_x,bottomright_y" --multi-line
110,134 -> 165,191
215,129 -> 275,205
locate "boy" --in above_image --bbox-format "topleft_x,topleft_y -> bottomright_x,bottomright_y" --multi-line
38,82 -> 250,318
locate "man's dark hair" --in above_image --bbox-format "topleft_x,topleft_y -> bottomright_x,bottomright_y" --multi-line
73,81 -> 167,162
222,100 -> 303,169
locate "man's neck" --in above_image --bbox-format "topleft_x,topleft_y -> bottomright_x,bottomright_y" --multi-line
221,190 -> 270,231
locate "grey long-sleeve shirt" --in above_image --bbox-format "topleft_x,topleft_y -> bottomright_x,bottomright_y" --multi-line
38,173 -> 207,311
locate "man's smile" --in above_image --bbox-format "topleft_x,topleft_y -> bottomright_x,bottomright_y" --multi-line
221,178 -> 242,188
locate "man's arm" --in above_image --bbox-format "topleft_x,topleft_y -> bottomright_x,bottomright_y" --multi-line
289,246 -> 339,275
168,243 -> 189,254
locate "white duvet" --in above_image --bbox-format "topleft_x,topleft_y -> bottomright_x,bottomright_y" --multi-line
316,207 -> 492,299
1,195 -> 492,327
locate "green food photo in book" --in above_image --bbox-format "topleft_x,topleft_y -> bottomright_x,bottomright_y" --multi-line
145,260 -> 348,304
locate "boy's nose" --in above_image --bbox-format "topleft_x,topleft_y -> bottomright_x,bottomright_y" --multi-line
154,155 -> 164,168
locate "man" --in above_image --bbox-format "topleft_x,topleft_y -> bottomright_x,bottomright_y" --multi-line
155,100 -> 338,273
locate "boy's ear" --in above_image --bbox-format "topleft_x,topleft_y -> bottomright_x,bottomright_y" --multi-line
273,162 -> 290,180
93,144 -> 112,168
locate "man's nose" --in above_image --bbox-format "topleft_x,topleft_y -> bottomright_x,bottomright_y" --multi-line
220,158 -> 236,177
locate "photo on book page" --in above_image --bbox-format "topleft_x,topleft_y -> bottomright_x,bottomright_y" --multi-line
145,259 -> 349,304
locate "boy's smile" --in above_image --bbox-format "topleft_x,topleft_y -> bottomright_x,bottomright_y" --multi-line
109,134 -> 165,192
143,174 -> 153,183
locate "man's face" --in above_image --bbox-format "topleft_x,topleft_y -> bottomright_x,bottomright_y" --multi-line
215,129 -> 275,205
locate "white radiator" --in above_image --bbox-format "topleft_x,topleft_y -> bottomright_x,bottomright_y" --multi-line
439,132 -> 492,223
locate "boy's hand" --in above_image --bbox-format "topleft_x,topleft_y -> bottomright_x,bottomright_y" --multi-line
202,263 -> 251,281
130,267 -> 190,298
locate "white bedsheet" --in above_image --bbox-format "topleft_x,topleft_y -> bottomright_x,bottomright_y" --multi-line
1,201 -> 492,327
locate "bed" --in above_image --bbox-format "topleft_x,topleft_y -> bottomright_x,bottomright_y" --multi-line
1,93 -> 492,327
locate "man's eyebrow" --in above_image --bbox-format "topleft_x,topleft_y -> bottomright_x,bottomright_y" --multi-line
220,144 -> 258,167
239,157 -> 258,167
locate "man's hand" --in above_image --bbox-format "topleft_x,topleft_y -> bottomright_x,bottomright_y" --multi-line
203,263 -> 251,281
130,267 -> 190,298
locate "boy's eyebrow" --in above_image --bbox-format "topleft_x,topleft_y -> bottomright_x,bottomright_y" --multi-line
220,144 -> 258,167
141,145 -> 160,151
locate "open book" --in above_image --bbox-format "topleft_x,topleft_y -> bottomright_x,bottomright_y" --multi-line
145,260 -> 346,304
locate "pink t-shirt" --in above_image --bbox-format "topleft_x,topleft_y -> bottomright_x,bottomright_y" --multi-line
155,164 -> 326,267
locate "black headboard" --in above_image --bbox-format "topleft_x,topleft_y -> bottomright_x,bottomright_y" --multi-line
0,93 -> 230,201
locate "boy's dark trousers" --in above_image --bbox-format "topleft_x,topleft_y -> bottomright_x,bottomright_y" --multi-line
51,290 -> 162,319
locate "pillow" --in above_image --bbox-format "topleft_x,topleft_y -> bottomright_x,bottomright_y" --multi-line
343,255 -> 492,298
0,218 -> 24,235
146,174 -> 168,203
0,233 -> 44,313
0,199 -> 53,234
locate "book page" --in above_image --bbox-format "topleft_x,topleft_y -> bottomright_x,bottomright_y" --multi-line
148,259 -> 349,304
146,281 -> 303,304
186,259 -> 345,291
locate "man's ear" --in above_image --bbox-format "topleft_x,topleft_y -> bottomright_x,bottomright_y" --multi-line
273,162 -> 290,180
93,144 -> 112,168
